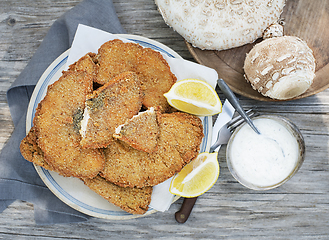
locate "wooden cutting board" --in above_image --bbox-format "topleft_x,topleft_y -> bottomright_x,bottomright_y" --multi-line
186,0 -> 329,101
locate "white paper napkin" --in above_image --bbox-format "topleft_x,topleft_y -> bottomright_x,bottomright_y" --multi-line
66,24 -> 225,212
211,100 -> 235,152
149,177 -> 174,212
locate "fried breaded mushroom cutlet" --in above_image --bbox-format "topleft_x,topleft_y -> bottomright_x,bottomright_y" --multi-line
158,112 -> 204,162
136,47 -> 177,112
113,107 -> 161,153
101,139 -> 184,188
101,112 -> 203,188
82,175 -> 152,215
95,39 -> 142,85
79,71 -> 143,149
95,39 -> 177,112
20,126 -> 56,173
68,52 -> 98,79
20,128 -> 152,215
33,70 -> 105,178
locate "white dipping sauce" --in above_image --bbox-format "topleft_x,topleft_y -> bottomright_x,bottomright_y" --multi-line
227,118 -> 299,188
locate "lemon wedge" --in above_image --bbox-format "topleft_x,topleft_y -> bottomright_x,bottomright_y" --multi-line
164,79 -> 222,116
169,152 -> 220,198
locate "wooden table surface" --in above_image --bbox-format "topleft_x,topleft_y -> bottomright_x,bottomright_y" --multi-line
1,0 -> 329,239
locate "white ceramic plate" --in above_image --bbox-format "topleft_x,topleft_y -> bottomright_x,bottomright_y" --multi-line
26,34 -> 212,219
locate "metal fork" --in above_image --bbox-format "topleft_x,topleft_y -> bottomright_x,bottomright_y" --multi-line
175,109 -> 259,224
209,109 -> 259,153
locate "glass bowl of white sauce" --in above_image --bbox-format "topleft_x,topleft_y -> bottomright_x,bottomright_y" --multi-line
226,114 -> 305,190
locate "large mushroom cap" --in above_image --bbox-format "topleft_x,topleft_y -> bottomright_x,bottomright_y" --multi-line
244,36 -> 316,100
155,0 -> 286,50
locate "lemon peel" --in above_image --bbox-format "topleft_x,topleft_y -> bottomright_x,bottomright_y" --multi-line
169,152 -> 219,198
164,79 -> 222,116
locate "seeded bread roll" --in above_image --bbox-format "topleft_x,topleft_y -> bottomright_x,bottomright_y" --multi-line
243,36 -> 316,100
155,0 -> 286,50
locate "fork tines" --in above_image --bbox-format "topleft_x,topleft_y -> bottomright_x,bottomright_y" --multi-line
227,109 -> 259,132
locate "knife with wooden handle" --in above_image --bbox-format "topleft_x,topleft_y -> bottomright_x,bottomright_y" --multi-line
175,197 -> 198,223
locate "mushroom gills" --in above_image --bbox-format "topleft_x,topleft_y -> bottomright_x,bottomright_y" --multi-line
265,73 -> 314,100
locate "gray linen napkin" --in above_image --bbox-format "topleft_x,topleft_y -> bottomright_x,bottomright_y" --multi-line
0,0 -> 125,224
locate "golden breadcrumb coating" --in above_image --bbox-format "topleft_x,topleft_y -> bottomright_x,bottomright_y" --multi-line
68,52 -> 98,79
80,71 -> 143,149
82,175 -> 152,215
95,39 -> 176,112
33,70 -> 105,178
101,112 -> 203,188
159,112 -> 204,162
113,107 -> 161,153
95,39 -> 142,85
136,47 -> 176,112
20,126 -> 56,173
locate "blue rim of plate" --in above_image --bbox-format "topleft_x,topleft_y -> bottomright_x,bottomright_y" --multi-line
26,34 -> 212,219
